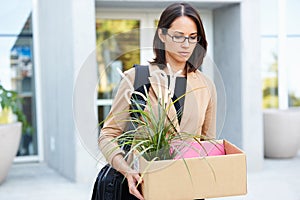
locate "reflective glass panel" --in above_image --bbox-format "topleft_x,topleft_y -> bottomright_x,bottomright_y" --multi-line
95,19 -> 140,122
286,37 -> 300,107
261,37 -> 279,108
0,11 -> 37,157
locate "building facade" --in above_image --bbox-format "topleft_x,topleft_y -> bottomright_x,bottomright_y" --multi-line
30,0 -> 262,182
0,0 -> 264,182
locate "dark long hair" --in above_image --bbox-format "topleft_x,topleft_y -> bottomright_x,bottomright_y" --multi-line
150,3 -> 207,72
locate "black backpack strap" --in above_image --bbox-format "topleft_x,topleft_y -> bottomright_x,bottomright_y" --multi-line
131,64 -> 150,113
122,65 -> 150,152
133,64 -> 150,90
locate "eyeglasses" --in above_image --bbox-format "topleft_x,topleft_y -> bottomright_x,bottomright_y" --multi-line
166,32 -> 201,44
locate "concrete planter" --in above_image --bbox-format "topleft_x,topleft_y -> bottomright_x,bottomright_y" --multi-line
263,109 -> 300,158
0,122 -> 22,184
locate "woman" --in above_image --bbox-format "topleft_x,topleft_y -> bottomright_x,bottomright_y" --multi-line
98,2 -> 216,200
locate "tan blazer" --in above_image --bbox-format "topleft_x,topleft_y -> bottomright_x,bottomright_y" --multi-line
99,64 -> 217,164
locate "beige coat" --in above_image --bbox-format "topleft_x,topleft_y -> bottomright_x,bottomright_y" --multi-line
98,64 -> 217,164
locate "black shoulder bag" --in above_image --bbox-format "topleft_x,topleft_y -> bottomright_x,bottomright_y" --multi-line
91,65 -> 150,200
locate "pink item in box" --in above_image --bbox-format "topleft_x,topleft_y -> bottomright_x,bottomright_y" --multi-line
173,141 -> 225,159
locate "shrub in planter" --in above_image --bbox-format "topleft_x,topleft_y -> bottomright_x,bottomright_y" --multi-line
0,83 -> 32,184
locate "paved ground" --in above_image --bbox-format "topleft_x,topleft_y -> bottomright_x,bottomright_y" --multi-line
214,152 -> 300,200
0,152 -> 299,200
0,163 -> 93,200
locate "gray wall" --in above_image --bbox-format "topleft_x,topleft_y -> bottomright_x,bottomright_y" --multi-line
213,0 -> 263,171
33,0 -> 98,181
35,0 -> 76,180
214,4 -> 242,147
240,0 -> 264,171
72,0 -> 99,183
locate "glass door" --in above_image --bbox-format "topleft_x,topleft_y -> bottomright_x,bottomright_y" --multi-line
0,3 -> 38,161
95,10 -> 159,123
96,18 -> 141,123
10,14 -> 38,159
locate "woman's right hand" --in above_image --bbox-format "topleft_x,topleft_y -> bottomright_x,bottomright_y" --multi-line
112,154 -> 144,200
126,172 -> 144,200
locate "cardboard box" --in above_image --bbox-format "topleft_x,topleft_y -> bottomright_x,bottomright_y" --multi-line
135,140 -> 247,200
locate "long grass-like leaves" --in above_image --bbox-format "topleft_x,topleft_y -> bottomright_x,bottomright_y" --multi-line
98,81 -> 220,186
100,83 -> 214,163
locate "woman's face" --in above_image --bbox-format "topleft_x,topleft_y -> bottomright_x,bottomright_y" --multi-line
160,16 -> 198,67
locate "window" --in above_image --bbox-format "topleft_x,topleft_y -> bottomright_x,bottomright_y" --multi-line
286,0 -> 300,107
261,0 -> 300,108
95,18 -> 140,123
286,37 -> 300,106
261,37 -> 278,108
0,9 -> 38,158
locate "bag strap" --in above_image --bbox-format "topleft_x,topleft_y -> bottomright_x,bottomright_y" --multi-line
122,65 -> 150,153
133,64 -> 150,91
130,64 -> 150,115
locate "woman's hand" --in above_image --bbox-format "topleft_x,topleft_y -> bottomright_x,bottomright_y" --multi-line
126,172 -> 144,200
112,154 -> 144,200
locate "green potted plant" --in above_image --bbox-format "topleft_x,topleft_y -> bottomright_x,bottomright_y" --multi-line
104,86 -> 212,161
113,89 -> 212,161
102,88 -> 228,199
0,83 -> 32,184
98,68 -> 246,199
